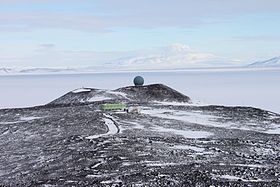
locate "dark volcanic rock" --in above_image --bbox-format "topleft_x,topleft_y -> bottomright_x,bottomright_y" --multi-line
116,84 -> 191,103
49,84 -> 191,106
49,88 -> 128,106
0,85 -> 279,186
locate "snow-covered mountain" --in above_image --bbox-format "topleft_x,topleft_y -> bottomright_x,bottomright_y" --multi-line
0,68 -> 14,74
0,44 -> 237,75
19,68 -> 78,74
0,67 -> 81,75
248,56 -> 280,68
105,44 -> 231,70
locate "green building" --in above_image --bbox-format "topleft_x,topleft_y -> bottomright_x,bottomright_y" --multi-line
100,103 -> 127,111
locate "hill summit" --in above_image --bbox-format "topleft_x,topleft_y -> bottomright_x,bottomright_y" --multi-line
49,84 -> 191,106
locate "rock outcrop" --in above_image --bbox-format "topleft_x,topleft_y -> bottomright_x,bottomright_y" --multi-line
49,84 -> 191,106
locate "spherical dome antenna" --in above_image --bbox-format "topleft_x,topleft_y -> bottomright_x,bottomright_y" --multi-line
133,76 -> 144,86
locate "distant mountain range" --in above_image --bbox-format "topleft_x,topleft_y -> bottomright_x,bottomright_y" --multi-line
0,68 -> 14,74
248,56 -> 280,68
1,45 -> 280,75
105,44 -> 229,70
0,44 -> 232,75
0,67 -> 78,75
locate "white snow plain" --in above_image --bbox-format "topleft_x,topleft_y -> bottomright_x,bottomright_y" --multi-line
0,68 -> 279,114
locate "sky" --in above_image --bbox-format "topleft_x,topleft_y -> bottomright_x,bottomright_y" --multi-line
0,0 -> 280,68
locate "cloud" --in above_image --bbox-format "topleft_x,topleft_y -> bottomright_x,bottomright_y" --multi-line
231,35 -> 280,42
0,0 -> 280,32
88,0 -> 280,29
0,12 -> 110,32
38,43 -> 55,49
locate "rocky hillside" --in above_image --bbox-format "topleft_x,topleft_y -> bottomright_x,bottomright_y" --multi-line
0,84 -> 279,186
49,84 -> 191,106
116,84 -> 191,103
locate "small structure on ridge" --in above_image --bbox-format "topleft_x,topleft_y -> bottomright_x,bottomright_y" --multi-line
100,103 -> 127,111
133,76 -> 144,86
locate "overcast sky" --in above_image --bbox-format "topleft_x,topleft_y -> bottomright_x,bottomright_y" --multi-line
0,0 -> 280,68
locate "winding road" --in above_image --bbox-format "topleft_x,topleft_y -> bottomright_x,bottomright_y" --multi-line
86,113 -> 119,140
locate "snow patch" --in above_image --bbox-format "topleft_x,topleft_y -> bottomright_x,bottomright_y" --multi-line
86,174 -> 104,178
153,126 -> 212,139
145,162 -> 179,167
232,164 -> 266,168
72,88 -> 91,93
0,116 -> 43,125
172,145 -> 205,152
154,101 -> 190,106
265,123 -> 280,134
87,96 -> 112,102
142,108 -> 280,134
219,175 -> 242,181
218,174 -> 264,182
142,107 -> 229,128
106,90 -> 128,99
100,179 -> 122,184
20,116 -> 43,121
0,121 -> 22,125
118,120 -> 145,132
